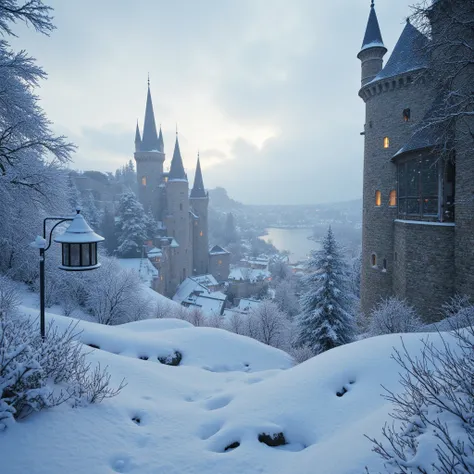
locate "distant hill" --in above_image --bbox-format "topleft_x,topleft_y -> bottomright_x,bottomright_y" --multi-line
208,187 -> 244,212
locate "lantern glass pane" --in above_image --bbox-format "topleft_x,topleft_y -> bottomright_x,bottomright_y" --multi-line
62,243 -> 70,266
70,244 -> 80,266
90,243 -> 97,266
81,243 -> 91,266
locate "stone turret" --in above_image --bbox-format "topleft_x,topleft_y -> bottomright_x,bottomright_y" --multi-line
190,154 -> 209,275
357,1 -> 387,86
165,136 -> 192,289
134,81 -> 165,220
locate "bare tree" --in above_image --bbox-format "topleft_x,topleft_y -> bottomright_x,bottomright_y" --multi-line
247,300 -> 290,348
369,297 -> 422,336
366,312 -> 474,473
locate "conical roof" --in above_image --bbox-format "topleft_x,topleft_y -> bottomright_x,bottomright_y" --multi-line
141,85 -> 160,151
372,20 -> 429,82
360,2 -> 385,52
135,121 -> 141,150
169,136 -> 187,181
190,155 -> 207,198
158,126 -> 164,153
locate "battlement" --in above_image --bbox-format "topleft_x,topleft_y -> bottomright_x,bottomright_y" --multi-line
359,72 -> 427,102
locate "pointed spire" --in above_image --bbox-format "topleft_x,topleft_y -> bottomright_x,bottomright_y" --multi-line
360,1 -> 385,52
135,121 -> 141,151
158,125 -> 164,152
168,135 -> 187,181
141,79 -> 160,151
190,153 -> 207,198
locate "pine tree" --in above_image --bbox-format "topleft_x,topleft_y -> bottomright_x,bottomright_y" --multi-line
296,226 -> 355,355
115,191 -> 149,257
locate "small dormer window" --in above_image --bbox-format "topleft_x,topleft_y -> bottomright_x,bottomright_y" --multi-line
403,108 -> 411,122
383,137 -> 390,148
141,176 -> 147,186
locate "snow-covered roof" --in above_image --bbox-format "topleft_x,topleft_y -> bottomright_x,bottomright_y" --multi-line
209,245 -> 230,256
147,247 -> 162,257
170,238 -> 180,248
228,267 -> 271,283
117,258 -> 159,287
173,278 -> 208,303
192,274 -> 219,287
359,3 -> 385,53
237,298 -> 262,313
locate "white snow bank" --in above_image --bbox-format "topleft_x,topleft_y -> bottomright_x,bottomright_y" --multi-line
0,299 -> 460,474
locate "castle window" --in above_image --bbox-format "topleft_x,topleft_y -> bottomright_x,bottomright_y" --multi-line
383,258 -> 387,271
383,137 -> 390,149
199,231 -> 203,237
141,176 -> 147,186
398,156 -> 439,220
389,190 -> 397,207
180,203 -> 183,211
371,254 -> 377,267
375,190 -> 382,207
218,259 -> 222,265
403,108 -> 411,122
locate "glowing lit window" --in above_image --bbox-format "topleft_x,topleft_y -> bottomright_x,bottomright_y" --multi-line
371,254 -> 377,267
383,137 -> 390,148
141,176 -> 147,186
199,231 -> 203,237
389,190 -> 397,207
403,108 -> 411,122
375,190 -> 382,207
218,260 -> 222,265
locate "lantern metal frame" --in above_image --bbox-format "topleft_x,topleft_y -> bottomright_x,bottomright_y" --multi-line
34,209 -> 104,339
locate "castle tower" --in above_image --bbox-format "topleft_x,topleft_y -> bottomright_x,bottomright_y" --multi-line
358,6 -> 440,319
190,154 -> 209,275
134,82 -> 165,220
357,1 -> 387,86
165,135 -> 192,290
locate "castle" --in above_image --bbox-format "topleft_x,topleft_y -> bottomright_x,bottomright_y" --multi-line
358,1 -> 474,321
134,83 -> 230,297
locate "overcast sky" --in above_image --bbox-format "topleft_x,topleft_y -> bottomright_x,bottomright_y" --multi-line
14,0 -> 415,205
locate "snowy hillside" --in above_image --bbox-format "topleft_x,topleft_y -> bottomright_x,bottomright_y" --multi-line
0,302 -> 459,474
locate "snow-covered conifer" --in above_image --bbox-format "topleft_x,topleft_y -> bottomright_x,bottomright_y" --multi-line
115,191 -> 149,257
296,226 -> 355,355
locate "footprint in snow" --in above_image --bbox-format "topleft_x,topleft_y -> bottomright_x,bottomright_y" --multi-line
205,394 -> 233,411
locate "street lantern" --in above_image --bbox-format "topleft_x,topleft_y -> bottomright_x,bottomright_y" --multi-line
54,211 -> 104,271
32,208 -> 105,339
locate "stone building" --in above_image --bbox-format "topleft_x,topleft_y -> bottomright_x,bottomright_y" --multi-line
134,83 -> 229,296
358,1 -> 474,321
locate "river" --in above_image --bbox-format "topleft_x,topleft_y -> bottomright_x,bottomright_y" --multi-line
259,227 -> 321,263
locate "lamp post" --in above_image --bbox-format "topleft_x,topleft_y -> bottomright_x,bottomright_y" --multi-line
32,208 -> 104,339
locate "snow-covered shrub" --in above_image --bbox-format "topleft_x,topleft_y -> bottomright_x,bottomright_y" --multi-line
366,323 -> 474,473
85,258 -> 152,325
288,345 -> 314,364
369,297 -> 422,336
0,316 -> 125,430
0,276 -> 21,316
441,294 -> 472,320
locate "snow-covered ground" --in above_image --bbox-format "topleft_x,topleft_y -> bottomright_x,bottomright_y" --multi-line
0,293 -> 458,473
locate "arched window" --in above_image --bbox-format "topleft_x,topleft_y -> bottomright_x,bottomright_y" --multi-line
383,258 -> 387,271
375,190 -> 382,207
389,190 -> 397,207
383,137 -> 390,148
141,176 -> 147,186
371,254 -> 377,267
403,108 -> 411,122
199,231 -> 203,237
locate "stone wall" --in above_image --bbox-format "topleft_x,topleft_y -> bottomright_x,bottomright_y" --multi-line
393,220 -> 455,322
360,73 -> 435,316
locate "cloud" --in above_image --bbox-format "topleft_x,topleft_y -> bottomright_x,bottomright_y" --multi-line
11,0 -> 415,204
